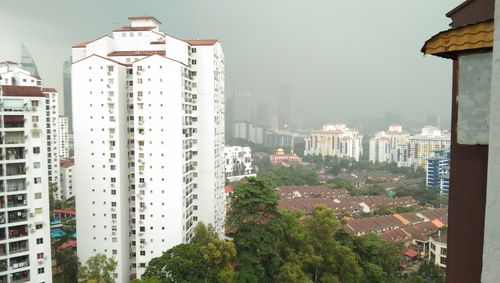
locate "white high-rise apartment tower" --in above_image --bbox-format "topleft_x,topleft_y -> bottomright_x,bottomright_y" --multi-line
72,16 -> 225,281
57,115 -> 69,159
43,88 -> 61,198
0,61 -> 53,282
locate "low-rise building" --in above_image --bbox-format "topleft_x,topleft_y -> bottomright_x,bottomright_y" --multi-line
270,148 -> 302,166
429,231 -> 447,268
224,146 -> 252,177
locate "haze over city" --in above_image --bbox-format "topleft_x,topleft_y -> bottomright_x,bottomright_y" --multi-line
1,0 -> 461,129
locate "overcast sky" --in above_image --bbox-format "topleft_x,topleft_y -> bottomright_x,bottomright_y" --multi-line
0,0 -> 462,128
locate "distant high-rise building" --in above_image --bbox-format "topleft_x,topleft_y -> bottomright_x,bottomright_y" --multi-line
369,124 -> 410,165
63,58 -> 73,133
58,115 -> 70,158
72,16 -> 225,281
60,158 -> 75,200
278,85 -> 291,130
409,126 -> 451,167
225,95 -> 235,139
20,43 -> 39,77
0,61 -> 53,282
384,112 -> 402,126
43,88 -> 61,197
304,124 -> 363,161
426,149 -> 450,194
254,102 -> 269,127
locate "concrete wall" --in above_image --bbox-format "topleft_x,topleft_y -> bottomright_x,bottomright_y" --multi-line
482,1 -> 500,281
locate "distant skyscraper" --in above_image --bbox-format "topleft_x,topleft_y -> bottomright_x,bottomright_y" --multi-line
225,94 -> 235,139
278,85 -> 291,130
20,43 -> 39,77
254,102 -> 269,127
233,90 -> 252,122
63,58 -> 73,133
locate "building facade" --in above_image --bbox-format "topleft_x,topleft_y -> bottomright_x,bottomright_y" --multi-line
72,16 -> 225,280
60,158 -> 74,200
426,149 -> 450,194
224,146 -> 252,177
57,115 -> 69,158
0,61 -> 53,282
369,124 -> 410,165
304,124 -> 363,161
43,88 -> 61,199
429,232 -> 447,268
270,148 -> 302,166
408,126 -> 451,168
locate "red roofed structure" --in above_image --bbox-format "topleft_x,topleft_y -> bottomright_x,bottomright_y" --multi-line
1,85 -> 44,97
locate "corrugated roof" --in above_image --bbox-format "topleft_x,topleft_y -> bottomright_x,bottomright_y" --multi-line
422,20 -> 493,58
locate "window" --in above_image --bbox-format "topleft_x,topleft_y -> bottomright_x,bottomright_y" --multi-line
36,238 -> 43,244
192,48 -> 197,53
192,59 -> 197,65
108,65 -> 114,72
32,116 -> 39,122
34,177 -> 42,184
33,147 -> 40,154
34,162 -> 40,168
111,189 -> 116,195
140,250 -> 146,256
111,165 -> 116,171
35,208 -> 42,214
38,267 -> 45,274
37,252 -> 44,259
35,223 -> 43,229
31,100 -> 39,107
137,78 -> 143,84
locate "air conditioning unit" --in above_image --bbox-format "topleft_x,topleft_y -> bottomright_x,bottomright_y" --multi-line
31,107 -> 37,111
139,232 -> 144,237
112,219 -> 117,224
109,146 -> 114,150
107,97 -> 113,101
138,183 -> 145,187
109,158 -> 114,162
30,228 -> 35,233
29,212 -> 34,217
111,207 -> 116,211
111,183 -> 115,187
38,259 -> 44,264
140,244 -> 144,249
112,231 -> 116,236
137,96 -> 142,101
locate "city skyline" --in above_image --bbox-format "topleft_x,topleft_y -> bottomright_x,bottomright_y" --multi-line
0,0 -> 461,127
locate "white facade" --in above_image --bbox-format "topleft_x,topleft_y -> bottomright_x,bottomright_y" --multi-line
57,115 -> 69,159
72,16 -> 225,281
0,61 -> 53,283
60,158 -> 74,200
408,126 -> 451,168
224,146 -> 252,176
369,124 -> 410,166
43,88 -> 61,199
429,233 -> 447,268
304,124 -> 363,161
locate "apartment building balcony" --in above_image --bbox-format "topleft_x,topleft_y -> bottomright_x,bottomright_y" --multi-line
0,244 -> 5,257
8,210 -> 27,224
10,270 -> 29,283
7,194 -> 27,208
2,116 -> 24,129
6,179 -> 26,193
5,148 -> 25,161
9,240 -> 28,254
6,164 -> 26,177
9,255 -> 29,269
8,225 -> 27,240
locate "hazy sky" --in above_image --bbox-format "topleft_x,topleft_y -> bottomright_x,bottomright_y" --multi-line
1,0 -> 462,128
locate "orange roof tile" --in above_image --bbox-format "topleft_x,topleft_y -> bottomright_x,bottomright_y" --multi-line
422,20 -> 493,58
42,88 -> 57,93
185,39 -> 219,46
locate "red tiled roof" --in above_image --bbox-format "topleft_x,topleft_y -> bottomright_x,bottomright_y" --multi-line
108,50 -> 166,57
185,39 -> 219,46
72,54 -> 132,67
72,41 -> 89,48
128,16 -> 162,24
114,26 -> 156,32
224,186 -> 233,193
58,240 -> 77,250
61,158 -> 75,168
1,85 -> 44,97
53,209 -> 76,216
42,88 -> 57,93
404,247 -> 419,257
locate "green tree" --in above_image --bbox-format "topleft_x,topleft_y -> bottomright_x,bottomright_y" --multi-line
78,253 -> 117,283
227,177 -> 283,282
142,244 -> 209,283
54,248 -> 78,283
191,223 -> 237,282
279,207 -> 364,283
131,278 -> 162,283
